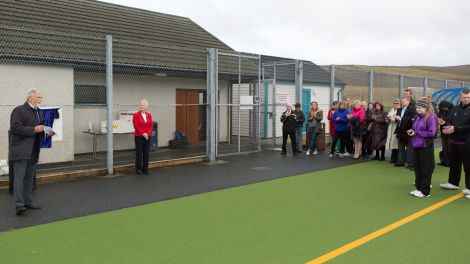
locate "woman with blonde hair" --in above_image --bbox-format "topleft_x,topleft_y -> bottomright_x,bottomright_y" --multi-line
348,100 -> 365,159
133,99 -> 153,175
408,99 -> 438,197
306,101 -> 323,156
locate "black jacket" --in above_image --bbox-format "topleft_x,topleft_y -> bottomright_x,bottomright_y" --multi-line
280,110 -> 297,132
438,101 -> 454,139
448,102 -> 470,143
9,102 -> 44,162
295,110 -> 305,128
394,105 -> 416,143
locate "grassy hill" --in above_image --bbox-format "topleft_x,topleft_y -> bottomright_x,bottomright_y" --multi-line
323,65 -> 470,106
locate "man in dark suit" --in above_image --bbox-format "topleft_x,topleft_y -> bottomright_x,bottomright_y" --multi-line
394,97 -> 416,168
9,90 -> 52,215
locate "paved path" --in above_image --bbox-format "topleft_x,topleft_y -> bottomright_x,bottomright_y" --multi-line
0,150 -> 366,232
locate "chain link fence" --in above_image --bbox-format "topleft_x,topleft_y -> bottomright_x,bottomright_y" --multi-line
1,24 -> 469,177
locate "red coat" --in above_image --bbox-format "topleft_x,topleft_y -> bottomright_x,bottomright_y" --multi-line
327,108 -> 335,136
133,111 -> 153,137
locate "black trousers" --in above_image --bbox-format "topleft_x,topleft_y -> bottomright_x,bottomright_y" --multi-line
330,131 -> 348,154
362,131 -> 372,155
447,142 -> 470,189
135,136 -> 150,173
413,145 -> 435,196
282,130 -> 296,153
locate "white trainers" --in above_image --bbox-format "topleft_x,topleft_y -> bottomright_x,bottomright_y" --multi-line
328,154 -> 333,159
313,150 -> 318,155
306,150 -> 311,156
463,189 -> 470,195
343,152 -> 350,157
412,191 -> 430,198
440,183 -> 459,190
466,194 -> 470,199
410,190 -> 419,196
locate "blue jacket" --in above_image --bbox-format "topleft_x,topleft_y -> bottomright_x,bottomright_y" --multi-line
333,108 -> 350,132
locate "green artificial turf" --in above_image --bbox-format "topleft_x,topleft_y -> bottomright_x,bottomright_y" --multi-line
0,155 -> 468,264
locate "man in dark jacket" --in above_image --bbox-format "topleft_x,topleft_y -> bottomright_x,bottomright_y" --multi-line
394,97 -> 416,168
294,103 -> 305,153
9,90 -> 50,215
280,103 -> 297,155
440,89 -> 470,199
437,100 -> 454,166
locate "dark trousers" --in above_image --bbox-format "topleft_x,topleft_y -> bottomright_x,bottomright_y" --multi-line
440,137 -> 450,165
345,130 -> 354,154
390,149 -> 398,163
374,147 -> 385,159
282,130 -> 296,153
135,136 -> 150,173
362,132 -> 372,156
413,145 -> 435,196
447,142 -> 470,189
397,140 -> 407,164
13,159 -> 36,208
330,131 -> 348,154
407,140 -> 414,167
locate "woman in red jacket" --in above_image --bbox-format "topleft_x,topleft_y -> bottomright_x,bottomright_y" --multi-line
133,99 -> 153,175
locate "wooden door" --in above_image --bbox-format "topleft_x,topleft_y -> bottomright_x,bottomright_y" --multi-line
176,89 -> 200,144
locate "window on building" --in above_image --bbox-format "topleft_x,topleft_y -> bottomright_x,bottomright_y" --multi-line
74,85 -> 107,105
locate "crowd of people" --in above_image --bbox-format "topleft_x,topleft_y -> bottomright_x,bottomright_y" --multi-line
280,88 -> 470,199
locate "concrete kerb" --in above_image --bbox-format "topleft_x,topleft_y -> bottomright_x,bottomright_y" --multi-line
0,156 -> 207,187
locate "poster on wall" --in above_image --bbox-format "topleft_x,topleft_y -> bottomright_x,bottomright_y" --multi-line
275,93 -> 291,104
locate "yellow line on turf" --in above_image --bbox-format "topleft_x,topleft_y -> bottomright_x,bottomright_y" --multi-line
306,192 -> 464,264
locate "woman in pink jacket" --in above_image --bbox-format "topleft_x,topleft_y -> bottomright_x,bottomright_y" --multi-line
349,100 -> 365,159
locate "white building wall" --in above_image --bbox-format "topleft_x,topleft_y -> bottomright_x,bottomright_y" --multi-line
0,64 -> 75,164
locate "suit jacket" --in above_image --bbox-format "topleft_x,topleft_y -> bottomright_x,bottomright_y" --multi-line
9,102 -> 44,162
394,105 -> 416,143
133,111 -> 153,137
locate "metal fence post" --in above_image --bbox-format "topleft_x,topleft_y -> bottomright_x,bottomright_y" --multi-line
295,60 -> 303,105
462,81 -> 465,88
368,70 -> 374,102
257,54 -> 262,151
272,62 -> 277,146
106,35 -> 113,175
399,74 -> 404,98
329,64 -> 335,104
237,53 -> 241,153
444,79 -> 448,89
423,77 -> 428,96
206,48 -> 218,161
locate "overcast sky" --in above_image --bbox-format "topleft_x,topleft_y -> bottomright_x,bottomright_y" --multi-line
102,0 -> 469,66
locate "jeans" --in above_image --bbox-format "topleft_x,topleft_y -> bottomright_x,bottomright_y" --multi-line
295,127 -> 303,151
308,128 -> 318,152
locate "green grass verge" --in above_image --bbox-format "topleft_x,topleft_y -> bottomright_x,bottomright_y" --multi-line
0,153 -> 468,264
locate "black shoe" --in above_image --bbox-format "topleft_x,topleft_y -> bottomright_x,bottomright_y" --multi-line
380,157 -> 385,161
395,163 -> 405,167
136,170 -> 142,175
142,171 -> 149,175
371,156 -> 379,160
25,204 -> 42,210
16,207 -> 26,215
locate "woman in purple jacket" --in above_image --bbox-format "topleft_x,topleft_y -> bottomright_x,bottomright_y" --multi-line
408,99 -> 438,198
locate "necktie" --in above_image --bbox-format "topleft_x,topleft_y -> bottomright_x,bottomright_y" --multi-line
35,108 -> 40,123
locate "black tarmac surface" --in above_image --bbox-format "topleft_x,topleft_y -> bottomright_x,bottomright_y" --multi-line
0,150 -> 366,232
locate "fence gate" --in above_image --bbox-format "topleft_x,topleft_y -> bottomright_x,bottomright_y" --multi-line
216,51 -> 261,156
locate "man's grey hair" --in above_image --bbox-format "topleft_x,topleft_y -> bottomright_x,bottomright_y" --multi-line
27,89 -> 38,97
140,99 -> 149,107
